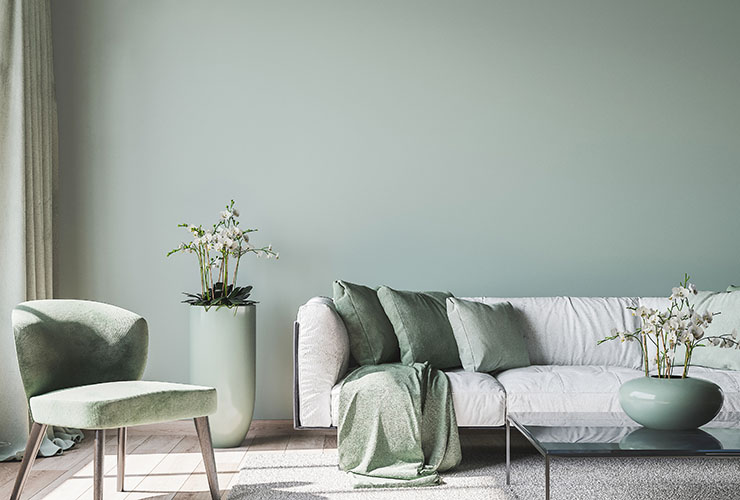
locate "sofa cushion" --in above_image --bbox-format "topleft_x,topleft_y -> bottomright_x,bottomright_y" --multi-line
333,280 -> 398,365
446,298 -> 530,373
445,369 -> 507,426
331,369 -> 506,427
496,365 -> 643,414
378,287 -> 461,370
465,297 -> 642,369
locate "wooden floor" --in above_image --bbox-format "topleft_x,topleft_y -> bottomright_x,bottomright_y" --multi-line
1,421 -> 513,499
0,420 -> 336,500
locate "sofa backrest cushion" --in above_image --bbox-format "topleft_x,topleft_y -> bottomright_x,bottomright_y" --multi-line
463,297 -> 642,369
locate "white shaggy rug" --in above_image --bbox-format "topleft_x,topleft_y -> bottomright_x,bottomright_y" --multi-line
228,439 -> 740,500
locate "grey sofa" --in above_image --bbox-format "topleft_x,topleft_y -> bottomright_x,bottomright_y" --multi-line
293,295 -> 740,429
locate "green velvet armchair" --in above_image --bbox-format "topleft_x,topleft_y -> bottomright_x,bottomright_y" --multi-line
10,300 -> 220,500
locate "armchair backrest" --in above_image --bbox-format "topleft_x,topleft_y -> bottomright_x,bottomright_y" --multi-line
12,299 -> 148,399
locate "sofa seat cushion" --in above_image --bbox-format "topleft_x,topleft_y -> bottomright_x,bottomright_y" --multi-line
331,368 -> 506,427
497,365 -> 643,414
30,380 -> 217,429
445,369 -> 507,426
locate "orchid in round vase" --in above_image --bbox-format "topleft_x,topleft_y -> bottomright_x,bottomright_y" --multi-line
600,274 -> 739,378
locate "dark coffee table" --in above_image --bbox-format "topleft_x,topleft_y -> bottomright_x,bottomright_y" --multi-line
505,412 -> 740,500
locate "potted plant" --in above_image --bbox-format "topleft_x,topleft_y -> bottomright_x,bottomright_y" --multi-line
168,200 -> 278,447
600,274 -> 738,430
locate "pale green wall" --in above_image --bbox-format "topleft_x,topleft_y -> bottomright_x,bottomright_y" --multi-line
52,0 -> 740,418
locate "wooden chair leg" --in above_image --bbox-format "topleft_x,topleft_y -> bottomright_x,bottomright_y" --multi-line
94,430 -> 105,500
117,427 -> 126,492
194,417 -> 220,500
10,422 -> 47,500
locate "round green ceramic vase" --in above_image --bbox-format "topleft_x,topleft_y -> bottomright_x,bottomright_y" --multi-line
618,376 -> 723,430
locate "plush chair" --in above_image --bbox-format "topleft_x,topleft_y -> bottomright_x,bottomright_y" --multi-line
9,300 -> 220,500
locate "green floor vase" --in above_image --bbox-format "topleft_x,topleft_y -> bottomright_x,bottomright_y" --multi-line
619,376 -> 724,430
190,305 -> 256,447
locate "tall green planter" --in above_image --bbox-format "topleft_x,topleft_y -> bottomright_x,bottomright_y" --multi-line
190,305 -> 256,447
619,376 -> 723,430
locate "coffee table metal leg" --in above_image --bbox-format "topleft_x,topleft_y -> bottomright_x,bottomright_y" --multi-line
505,418 -> 511,485
545,455 -> 550,500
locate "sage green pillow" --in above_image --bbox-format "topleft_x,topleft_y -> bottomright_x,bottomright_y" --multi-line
333,280 -> 399,365
376,286 -> 460,369
446,298 -> 530,373
728,285 -> 740,292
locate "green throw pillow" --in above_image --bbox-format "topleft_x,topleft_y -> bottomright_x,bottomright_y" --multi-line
376,286 -> 460,369
446,298 -> 530,373
333,280 -> 399,365
728,285 -> 740,292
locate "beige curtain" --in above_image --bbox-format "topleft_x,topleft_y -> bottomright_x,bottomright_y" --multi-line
0,0 -> 67,461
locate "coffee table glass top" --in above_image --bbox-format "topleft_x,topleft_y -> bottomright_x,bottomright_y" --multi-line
508,412 -> 740,457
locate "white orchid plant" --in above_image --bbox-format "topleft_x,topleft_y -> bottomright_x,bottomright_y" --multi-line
167,200 -> 278,308
600,275 -> 739,379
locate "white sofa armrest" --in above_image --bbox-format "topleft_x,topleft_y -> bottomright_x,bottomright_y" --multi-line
294,296 -> 350,428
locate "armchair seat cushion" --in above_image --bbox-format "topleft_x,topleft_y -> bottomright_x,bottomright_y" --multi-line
29,380 -> 217,429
